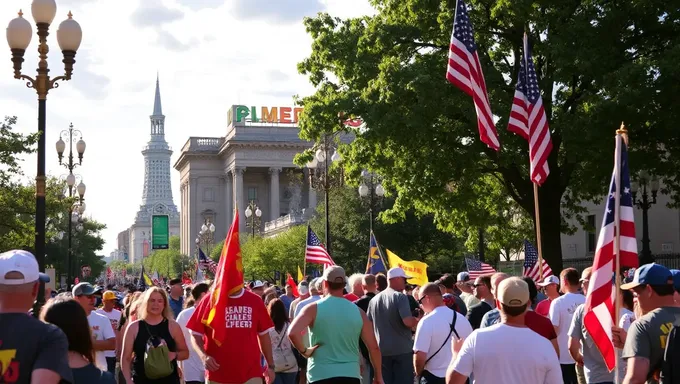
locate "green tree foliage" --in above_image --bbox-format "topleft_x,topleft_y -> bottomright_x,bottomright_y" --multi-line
295,1 -> 680,271
143,236 -> 192,279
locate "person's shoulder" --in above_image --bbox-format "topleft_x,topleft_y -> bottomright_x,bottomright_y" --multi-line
89,311 -> 110,322
176,307 -> 195,321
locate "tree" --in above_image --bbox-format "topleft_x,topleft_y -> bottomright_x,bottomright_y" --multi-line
295,1 -> 680,271
143,236 -> 191,279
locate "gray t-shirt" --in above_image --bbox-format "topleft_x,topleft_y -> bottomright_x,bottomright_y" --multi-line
622,306 -> 680,384
0,313 -> 73,383
569,304 -> 624,383
367,288 -> 414,356
479,308 -> 501,328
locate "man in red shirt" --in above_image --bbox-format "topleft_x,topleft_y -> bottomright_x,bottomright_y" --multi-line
535,275 -> 560,317
522,277 -> 560,357
187,286 -> 275,384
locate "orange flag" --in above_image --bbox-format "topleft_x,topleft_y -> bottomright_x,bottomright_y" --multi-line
187,211 -> 243,347
286,273 -> 299,297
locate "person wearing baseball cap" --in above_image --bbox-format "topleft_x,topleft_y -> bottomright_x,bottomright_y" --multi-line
456,271 -> 480,309
447,277 -> 562,384
289,266 -> 384,384
73,282 -> 116,371
367,267 -> 421,384
0,249 -> 73,383
95,290 -> 122,373
535,275 -> 560,317
616,263 -> 680,383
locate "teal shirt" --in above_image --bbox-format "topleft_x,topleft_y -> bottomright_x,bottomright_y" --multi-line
307,296 -> 363,382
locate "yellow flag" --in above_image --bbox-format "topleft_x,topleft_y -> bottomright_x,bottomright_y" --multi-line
385,249 -> 429,287
297,265 -> 304,282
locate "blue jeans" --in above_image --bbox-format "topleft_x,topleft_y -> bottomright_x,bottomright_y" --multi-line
382,353 -> 413,384
275,372 -> 297,384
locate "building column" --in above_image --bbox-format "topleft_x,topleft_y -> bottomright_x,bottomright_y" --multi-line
269,167 -> 281,221
307,169 -> 317,213
189,177 -> 198,256
180,183 -> 186,254
225,171 -> 233,230
232,166 -> 246,232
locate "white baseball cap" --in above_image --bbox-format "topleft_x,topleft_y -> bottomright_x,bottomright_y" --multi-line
387,267 -> 411,280
0,250 -> 50,285
536,275 -> 559,287
252,280 -> 265,289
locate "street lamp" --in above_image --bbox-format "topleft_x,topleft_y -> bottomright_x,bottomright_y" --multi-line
245,202 -> 262,239
631,171 -> 659,265
6,1 -> 83,311
308,128 -> 344,255
62,173 -> 85,287
195,220 -> 216,257
358,170 -> 385,233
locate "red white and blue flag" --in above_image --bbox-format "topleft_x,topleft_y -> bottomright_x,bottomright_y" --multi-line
507,33 -> 552,185
305,226 -> 335,266
198,248 -> 218,274
583,134 -> 638,371
465,257 -> 496,279
523,240 -> 553,282
446,0 -> 499,151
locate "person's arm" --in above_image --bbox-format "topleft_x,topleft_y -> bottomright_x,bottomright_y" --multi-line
412,318 -> 430,376
398,294 -> 419,328
288,303 -> 319,357
94,316 -> 117,351
567,306 -> 583,365
548,299 -> 560,335
621,321 -> 652,384
623,357 -> 650,384
446,335 -> 474,384
550,338 -> 560,357
32,325 -> 73,384
121,321 -> 139,384
169,320 -> 189,361
359,310 -> 383,384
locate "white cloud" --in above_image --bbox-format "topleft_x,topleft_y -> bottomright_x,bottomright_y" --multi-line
0,0 -> 374,257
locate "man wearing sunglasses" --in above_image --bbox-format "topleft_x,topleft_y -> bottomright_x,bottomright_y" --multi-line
617,263 -> 680,384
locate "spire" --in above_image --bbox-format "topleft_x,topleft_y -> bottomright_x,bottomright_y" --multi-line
153,73 -> 162,116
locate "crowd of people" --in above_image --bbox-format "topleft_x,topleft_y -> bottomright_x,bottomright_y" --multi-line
3,247 -> 680,384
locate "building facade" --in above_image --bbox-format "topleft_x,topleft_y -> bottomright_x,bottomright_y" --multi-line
174,105 -> 319,256
124,77 -> 180,263
561,181 -> 680,259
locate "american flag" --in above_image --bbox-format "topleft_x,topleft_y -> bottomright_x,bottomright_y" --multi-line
522,239 -> 552,282
583,134 -> 638,372
465,257 -> 496,279
446,0 -> 499,151
305,226 -> 335,266
507,33 -> 552,185
198,248 -> 217,274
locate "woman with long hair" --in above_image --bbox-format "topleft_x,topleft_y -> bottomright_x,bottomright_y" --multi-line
268,298 -> 298,384
121,287 -> 189,384
40,297 -> 116,383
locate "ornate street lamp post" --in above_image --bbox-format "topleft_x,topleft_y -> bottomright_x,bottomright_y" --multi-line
307,133 -> 343,255
62,176 -> 85,286
358,170 -> 385,233
195,221 -> 216,257
631,171 -> 659,265
245,202 -> 262,239
6,0 -> 83,310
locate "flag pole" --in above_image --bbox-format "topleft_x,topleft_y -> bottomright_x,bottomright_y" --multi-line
533,183 -> 545,279
613,122 -> 626,381
371,230 -> 390,271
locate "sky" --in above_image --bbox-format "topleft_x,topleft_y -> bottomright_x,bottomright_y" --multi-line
0,0 -> 376,257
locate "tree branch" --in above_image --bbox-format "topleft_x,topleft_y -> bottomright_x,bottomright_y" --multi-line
396,38 -> 447,50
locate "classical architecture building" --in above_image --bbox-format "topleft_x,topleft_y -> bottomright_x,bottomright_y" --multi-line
122,77 -> 180,263
174,105 -> 319,256
561,180 -> 680,259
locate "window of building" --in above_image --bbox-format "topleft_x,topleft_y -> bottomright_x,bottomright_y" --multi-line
203,187 -> 215,202
586,214 -> 596,253
248,187 -> 258,201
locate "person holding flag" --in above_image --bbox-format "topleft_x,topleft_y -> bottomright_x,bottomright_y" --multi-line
186,212 -> 276,384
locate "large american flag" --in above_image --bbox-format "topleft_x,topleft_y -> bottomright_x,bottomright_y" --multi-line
507,33 -> 552,185
305,226 -> 335,266
446,0 -> 499,151
465,257 -> 496,279
522,239 -> 552,282
583,134 -> 638,371
198,248 -> 217,274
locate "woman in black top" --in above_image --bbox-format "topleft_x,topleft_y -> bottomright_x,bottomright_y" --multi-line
121,287 -> 189,384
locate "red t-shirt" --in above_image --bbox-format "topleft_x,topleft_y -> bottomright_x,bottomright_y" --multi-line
525,310 -> 557,340
186,289 -> 274,383
535,298 -> 552,317
344,293 -> 360,302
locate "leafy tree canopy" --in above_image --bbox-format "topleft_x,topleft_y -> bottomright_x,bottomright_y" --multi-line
295,0 -> 679,270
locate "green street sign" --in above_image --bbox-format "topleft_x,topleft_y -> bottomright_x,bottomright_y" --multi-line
152,215 -> 169,250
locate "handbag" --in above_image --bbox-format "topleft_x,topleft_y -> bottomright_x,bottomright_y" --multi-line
273,323 -> 297,372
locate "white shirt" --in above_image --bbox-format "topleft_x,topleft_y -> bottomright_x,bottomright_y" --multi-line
549,292 -> 585,364
176,306 -> 205,383
88,311 -> 116,370
95,308 -> 121,358
451,323 -> 562,384
413,306 -> 472,377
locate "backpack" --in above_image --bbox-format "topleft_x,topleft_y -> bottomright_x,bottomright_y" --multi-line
273,323 -> 297,372
142,322 -> 174,379
660,325 -> 680,384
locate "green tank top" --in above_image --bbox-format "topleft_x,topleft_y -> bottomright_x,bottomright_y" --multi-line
307,296 -> 363,382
